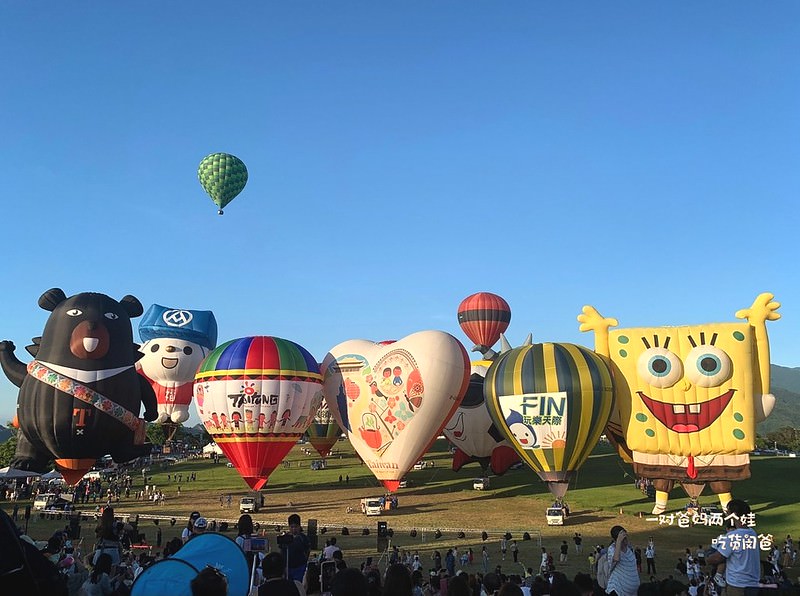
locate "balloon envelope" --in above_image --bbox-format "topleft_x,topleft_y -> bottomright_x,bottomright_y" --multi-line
305,401 -> 341,458
484,343 -> 614,498
3,289 -> 156,482
443,363 -> 520,475
194,336 -> 324,489
457,292 -> 511,350
322,331 -> 470,492
137,304 -> 218,425
197,153 -> 248,213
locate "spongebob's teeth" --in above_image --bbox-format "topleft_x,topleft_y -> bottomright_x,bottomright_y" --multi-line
688,404 -> 701,414
672,404 -> 686,414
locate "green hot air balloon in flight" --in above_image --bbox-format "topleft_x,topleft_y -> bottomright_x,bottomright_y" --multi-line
197,153 -> 248,215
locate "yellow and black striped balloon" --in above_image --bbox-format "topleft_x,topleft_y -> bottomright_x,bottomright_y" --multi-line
484,343 -> 614,497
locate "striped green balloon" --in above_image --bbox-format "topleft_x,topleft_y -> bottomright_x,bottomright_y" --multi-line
197,152 -> 248,215
484,343 -> 614,498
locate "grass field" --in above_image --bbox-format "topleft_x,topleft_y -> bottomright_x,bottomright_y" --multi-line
8,439 -> 799,582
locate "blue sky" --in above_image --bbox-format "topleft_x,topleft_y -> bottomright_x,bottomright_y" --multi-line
1,2 -> 799,428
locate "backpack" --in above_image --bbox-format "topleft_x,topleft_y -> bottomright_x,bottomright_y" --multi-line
596,551 -> 610,590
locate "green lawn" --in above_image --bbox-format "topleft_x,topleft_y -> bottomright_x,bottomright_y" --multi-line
7,440 -> 798,581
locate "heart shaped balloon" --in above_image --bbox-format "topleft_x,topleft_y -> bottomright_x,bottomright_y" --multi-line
322,330 -> 470,492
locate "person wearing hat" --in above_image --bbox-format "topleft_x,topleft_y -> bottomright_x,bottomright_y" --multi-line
605,525 -> 640,596
182,512 -> 202,543
61,554 -> 90,595
190,517 -> 209,541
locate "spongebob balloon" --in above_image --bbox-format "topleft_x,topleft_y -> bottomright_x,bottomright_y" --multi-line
578,293 -> 780,514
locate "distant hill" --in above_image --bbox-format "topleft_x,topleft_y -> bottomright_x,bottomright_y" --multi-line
187,424 -> 207,436
760,365 -> 800,433
770,364 -> 800,392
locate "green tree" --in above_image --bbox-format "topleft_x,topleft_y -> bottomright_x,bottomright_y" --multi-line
0,435 -> 17,467
146,423 -> 167,446
765,426 -> 800,451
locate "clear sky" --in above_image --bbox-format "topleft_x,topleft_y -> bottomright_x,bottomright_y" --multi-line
1,2 -> 798,428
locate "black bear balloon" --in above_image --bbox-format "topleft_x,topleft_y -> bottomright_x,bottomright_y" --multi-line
0,288 -> 158,483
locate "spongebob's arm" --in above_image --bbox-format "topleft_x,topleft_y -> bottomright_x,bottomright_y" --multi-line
577,306 -> 618,357
735,293 -> 781,422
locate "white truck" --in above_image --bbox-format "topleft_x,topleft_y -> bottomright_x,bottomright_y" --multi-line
546,506 -> 565,525
360,497 -> 383,516
240,492 -> 264,513
473,477 -> 489,490
33,493 -> 74,511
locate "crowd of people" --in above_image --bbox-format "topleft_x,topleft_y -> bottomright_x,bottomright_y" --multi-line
4,494 -> 800,596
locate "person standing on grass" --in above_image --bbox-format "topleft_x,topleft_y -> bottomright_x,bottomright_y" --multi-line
574,533 -> 583,554
512,541 -> 519,564
706,499 -> 761,596
606,525 -> 640,596
560,541 -> 569,563
280,513 -> 311,584
645,538 -> 656,576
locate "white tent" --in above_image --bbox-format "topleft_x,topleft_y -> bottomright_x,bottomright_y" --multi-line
202,442 -> 223,456
41,470 -> 64,481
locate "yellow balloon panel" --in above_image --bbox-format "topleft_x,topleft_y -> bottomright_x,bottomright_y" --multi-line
609,322 -> 756,456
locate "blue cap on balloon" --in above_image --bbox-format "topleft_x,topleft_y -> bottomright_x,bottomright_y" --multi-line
139,304 -> 218,350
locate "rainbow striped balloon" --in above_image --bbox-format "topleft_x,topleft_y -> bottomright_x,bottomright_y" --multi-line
484,342 -> 614,498
193,336 -> 323,490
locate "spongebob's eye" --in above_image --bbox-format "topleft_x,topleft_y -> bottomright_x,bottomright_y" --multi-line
104,312 -> 119,320
685,345 -> 732,387
66,309 -> 82,317
637,348 -> 683,388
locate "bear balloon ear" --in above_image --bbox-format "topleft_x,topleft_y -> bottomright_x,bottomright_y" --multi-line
119,295 -> 144,318
26,337 -> 42,358
38,288 -> 68,311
